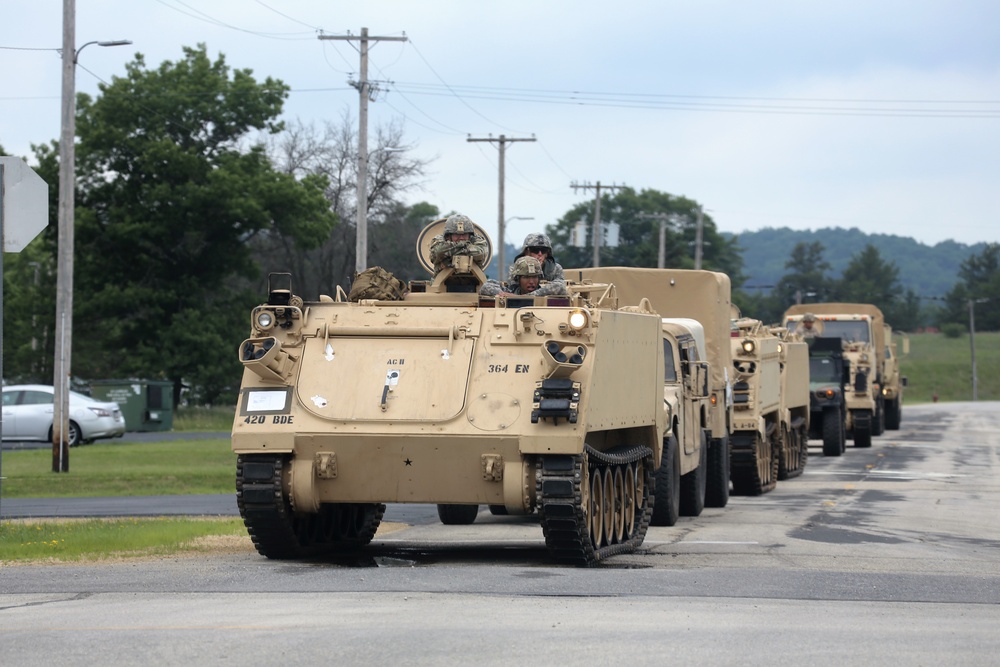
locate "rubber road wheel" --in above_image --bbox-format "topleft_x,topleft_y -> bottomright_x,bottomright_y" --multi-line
651,436 -> 680,527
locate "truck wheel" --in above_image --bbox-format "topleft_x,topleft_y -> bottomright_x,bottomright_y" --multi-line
873,398 -> 886,436
437,504 -> 480,525
680,431 -> 707,517
704,435 -> 730,508
488,504 -> 509,516
651,435 -> 680,527
885,397 -> 902,430
822,407 -> 844,457
853,409 -> 873,448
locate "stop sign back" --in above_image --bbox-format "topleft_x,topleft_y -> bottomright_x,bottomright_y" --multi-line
1,156 -> 49,253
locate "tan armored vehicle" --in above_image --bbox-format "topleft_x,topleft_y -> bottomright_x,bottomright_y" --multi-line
572,268 -> 733,509
728,318 -> 809,494
232,220 -> 667,566
784,303 -> 885,447
882,324 -> 908,430
650,318 -> 712,526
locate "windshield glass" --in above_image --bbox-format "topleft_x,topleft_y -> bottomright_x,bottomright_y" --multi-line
809,357 -> 841,383
816,320 -> 869,343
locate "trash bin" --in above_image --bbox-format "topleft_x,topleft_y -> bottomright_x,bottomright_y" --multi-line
90,380 -> 174,432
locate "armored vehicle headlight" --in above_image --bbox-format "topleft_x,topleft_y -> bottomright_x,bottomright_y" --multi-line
255,310 -> 275,331
741,339 -> 756,354
568,309 -> 590,331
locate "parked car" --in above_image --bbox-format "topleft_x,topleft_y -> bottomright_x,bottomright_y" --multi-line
1,384 -> 126,446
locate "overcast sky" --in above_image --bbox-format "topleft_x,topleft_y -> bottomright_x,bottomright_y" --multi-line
3,1 -> 998,252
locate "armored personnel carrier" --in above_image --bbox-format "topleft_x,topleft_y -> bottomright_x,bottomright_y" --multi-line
232,220 -> 667,566
727,318 -> 809,494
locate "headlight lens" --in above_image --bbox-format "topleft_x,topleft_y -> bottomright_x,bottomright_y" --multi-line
568,309 -> 590,331
255,310 -> 275,330
741,339 -> 756,354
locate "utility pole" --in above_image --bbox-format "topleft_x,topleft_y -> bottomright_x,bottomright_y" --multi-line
319,28 -> 407,273
637,212 -> 671,268
570,181 -> 625,267
467,134 -> 535,274
968,298 -> 989,401
54,0 -> 130,472
694,205 -> 704,270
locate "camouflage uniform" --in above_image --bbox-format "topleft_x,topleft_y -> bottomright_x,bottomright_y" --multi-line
480,256 -> 568,297
507,232 -> 566,297
429,214 -> 489,271
796,313 -> 821,338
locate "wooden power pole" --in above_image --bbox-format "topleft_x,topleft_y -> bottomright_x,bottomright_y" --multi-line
570,181 -> 625,267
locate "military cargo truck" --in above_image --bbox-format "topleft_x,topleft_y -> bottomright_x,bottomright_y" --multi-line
650,318 -> 712,526
572,268 -> 733,509
727,318 -> 809,494
784,303 -> 885,448
882,325 -> 908,430
806,336 -> 849,456
232,221 -> 668,566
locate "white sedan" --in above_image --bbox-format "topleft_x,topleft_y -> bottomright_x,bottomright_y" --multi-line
2,384 -> 126,447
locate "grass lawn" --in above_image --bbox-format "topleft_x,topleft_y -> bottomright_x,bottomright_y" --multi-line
900,331 -> 1000,403
1,438 -> 235,498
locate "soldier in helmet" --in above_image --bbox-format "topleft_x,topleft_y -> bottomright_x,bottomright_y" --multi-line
796,312 -> 822,338
480,256 -> 568,297
429,214 -> 489,272
506,232 -> 566,297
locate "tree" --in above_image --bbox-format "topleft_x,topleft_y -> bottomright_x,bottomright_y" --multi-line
260,116 -> 433,297
940,243 -> 1000,332
545,188 -> 745,281
830,244 -> 919,330
776,241 -> 833,305
66,45 -> 337,405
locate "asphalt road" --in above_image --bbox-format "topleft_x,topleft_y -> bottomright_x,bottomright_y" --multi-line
2,402 -> 999,666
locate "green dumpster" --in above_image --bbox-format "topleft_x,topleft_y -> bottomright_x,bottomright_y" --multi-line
90,380 -> 174,432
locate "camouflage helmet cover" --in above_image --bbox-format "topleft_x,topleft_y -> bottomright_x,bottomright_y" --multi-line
444,214 -> 474,235
512,256 -> 543,278
803,312 -> 817,322
521,233 -> 552,252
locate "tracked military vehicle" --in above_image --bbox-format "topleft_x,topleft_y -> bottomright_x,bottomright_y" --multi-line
727,318 -> 809,495
784,304 -> 885,448
232,220 -> 667,566
573,268 -> 733,509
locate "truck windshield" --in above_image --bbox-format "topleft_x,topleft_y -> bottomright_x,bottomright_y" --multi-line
809,357 -> 841,383
663,340 -> 677,382
817,320 -> 870,343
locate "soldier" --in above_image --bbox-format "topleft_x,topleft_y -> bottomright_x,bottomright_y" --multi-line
796,312 -> 822,338
481,256 -> 568,297
507,233 -> 566,288
429,214 -> 489,272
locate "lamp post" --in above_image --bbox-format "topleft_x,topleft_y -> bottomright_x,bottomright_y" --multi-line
53,0 -> 130,472
498,216 -> 533,277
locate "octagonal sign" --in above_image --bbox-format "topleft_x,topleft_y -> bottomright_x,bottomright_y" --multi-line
1,156 -> 49,253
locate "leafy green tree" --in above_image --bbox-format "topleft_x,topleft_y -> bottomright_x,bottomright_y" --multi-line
829,244 -> 919,330
776,241 -> 834,306
65,45 -> 336,405
545,188 -> 744,282
940,243 -> 1000,332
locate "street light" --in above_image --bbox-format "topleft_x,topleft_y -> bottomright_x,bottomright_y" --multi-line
498,216 -> 534,277
53,5 -> 131,472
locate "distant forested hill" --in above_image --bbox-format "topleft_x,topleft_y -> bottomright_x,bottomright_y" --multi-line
723,227 -> 985,297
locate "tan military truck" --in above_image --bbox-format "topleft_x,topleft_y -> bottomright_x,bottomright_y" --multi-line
572,268 -> 733,510
882,324 -> 908,430
232,220 -> 668,566
784,303 -> 885,447
727,318 -> 809,494
650,317 -> 712,526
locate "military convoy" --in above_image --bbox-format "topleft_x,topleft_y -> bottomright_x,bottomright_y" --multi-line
230,220 -> 904,566
784,303 -> 905,448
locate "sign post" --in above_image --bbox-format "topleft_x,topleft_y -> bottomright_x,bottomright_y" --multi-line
1,156 -> 50,515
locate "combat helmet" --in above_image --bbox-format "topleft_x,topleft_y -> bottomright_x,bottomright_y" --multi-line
803,313 -> 816,322
512,256 -> 543,277
444,214 -> 475,236
521,232 -> 553,254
